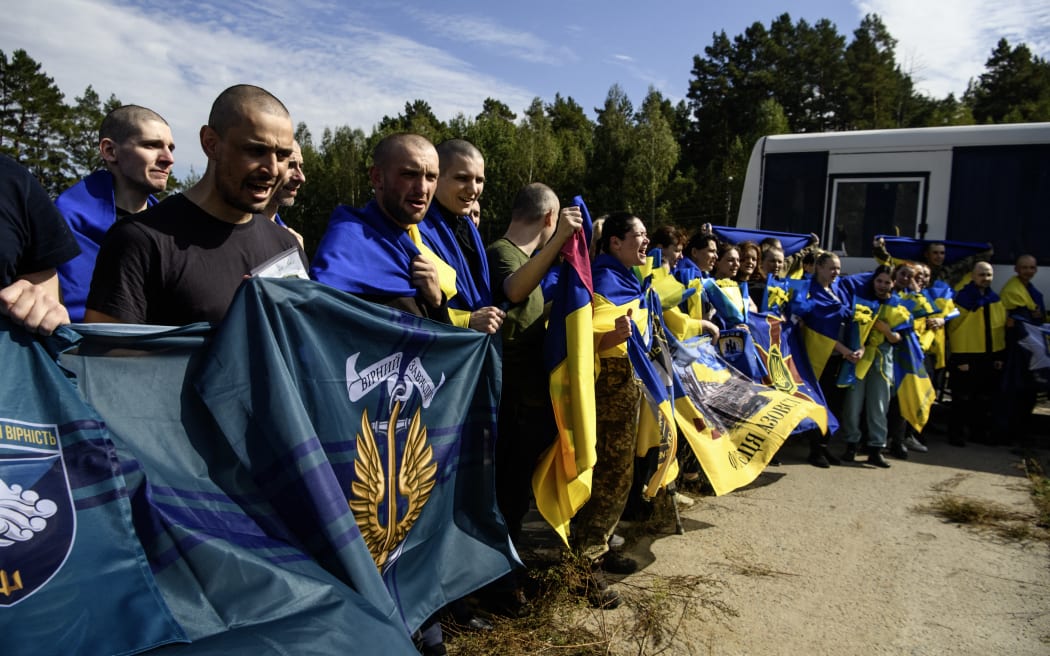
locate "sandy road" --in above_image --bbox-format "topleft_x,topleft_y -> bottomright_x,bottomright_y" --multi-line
606,434 -> 1050,655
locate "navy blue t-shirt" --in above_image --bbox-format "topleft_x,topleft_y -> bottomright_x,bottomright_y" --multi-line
0,155 -> 80,287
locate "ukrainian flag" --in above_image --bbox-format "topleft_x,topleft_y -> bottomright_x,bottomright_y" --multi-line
533,197 -> 596,545
923,280 -> 959,368
795,279 -> 849,380
592,253 -> 678,500
836,297 -> 880,387
893,323 -> 936,432
672,337 -> 821,495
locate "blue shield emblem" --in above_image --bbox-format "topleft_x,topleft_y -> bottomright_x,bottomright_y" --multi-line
0,419 -> 75,607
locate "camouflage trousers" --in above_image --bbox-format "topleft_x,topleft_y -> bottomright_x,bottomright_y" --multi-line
572,356 -> 641,562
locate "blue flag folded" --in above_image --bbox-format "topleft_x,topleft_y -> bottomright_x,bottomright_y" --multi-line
875,235 -> 990,264
15,278 -> 518,653
711,226 -> 812,256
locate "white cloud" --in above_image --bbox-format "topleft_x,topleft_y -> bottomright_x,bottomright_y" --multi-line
0,0 -> 537,178
856,0 -> 1050,97
400,6 -> 578,66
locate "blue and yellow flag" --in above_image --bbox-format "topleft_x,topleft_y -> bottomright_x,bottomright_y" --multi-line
419,206 -> 492,327
311,200 -> 457,305
592,252 -> 678,498
748,312 -> 837,436
893,324 -> 936,432
671,337 -> 823,495
836,296 -> 881,387
793,278 -> 850,380
923,280 -> 958,368
535,197 -> 596,545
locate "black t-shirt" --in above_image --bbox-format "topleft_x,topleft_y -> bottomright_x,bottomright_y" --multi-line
87,193 -> 306,325
0,155 -> 80,287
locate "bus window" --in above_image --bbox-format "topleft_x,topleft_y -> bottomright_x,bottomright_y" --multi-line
948,144 -> 1050,264
759,151 -> 827,236
827,176 -> 926,257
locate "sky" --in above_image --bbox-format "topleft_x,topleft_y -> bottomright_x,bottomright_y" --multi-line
3,0 -> 1049,179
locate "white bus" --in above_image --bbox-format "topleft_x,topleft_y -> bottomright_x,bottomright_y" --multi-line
735,123 -> 1050,291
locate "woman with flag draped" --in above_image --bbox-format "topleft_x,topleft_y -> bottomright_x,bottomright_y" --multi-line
886,263 -> 938,456
792,252 -> 862,467
572,211 -> 653,608
838,265 -> 909,467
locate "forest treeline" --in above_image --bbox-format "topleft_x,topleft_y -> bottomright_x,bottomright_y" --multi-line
3,13 -> 1049,255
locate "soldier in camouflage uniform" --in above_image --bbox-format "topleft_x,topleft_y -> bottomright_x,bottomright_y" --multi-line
571,356 -> 641,562
571,212 -> 652,608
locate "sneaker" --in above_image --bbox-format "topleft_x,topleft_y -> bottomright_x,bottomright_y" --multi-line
903,435 -> 928,453
601,551 -> 639,575
607,533 -> 625,550
675,493 -> 696,509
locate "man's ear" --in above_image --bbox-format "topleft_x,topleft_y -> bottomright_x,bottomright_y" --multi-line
99,138 -> 118,164
368,166 -> 382,191
544,208 -> 556,227
200,125 -> 220,159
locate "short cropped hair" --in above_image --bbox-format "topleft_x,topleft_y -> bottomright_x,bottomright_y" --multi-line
511,182 -> 558,224
99,105 -> 168,144
372,133 -> 434,169
436,138 -> 483,169
208,84 -> 289,136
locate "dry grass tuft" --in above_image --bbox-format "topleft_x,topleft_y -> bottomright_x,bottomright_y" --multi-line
445,556 -> 735,655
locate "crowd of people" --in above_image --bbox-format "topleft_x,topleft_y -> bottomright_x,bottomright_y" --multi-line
2,84 -> 1046,655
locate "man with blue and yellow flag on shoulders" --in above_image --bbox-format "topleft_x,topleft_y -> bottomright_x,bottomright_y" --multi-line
947,261 -> 1006,447
998,254 -> 1046,449
486,183 -> 583,556
311,133 -> 457,322
419,139 -> 505,333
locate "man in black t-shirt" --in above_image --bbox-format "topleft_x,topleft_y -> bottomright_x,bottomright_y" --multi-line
86,85 -> 305,325
0,155 -> 81,335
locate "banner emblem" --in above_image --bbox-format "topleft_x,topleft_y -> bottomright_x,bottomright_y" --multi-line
0,418 -> 75,607
349,402 -> 436,571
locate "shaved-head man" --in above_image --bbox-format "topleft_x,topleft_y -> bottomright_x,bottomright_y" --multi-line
418,138 -> 504,334
946,260 -> 1007,446
998,254 -> 1045,449
261,140 -> 306,249
311,133 -> 456,320
85,85 -> 306,325
56,104 -> 175,321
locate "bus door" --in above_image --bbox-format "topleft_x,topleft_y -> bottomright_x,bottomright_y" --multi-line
825,173 -> 929,258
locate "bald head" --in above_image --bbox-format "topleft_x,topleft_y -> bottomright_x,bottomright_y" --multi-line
369,133 -> 439,227
208,84 -> 289,136
511,182 -> 559,225
436,139 -> 483,170
973,261 -> 994,289
1015,254 -> 1037,283
373,133 -> 435,169
100,105 -> 169,144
